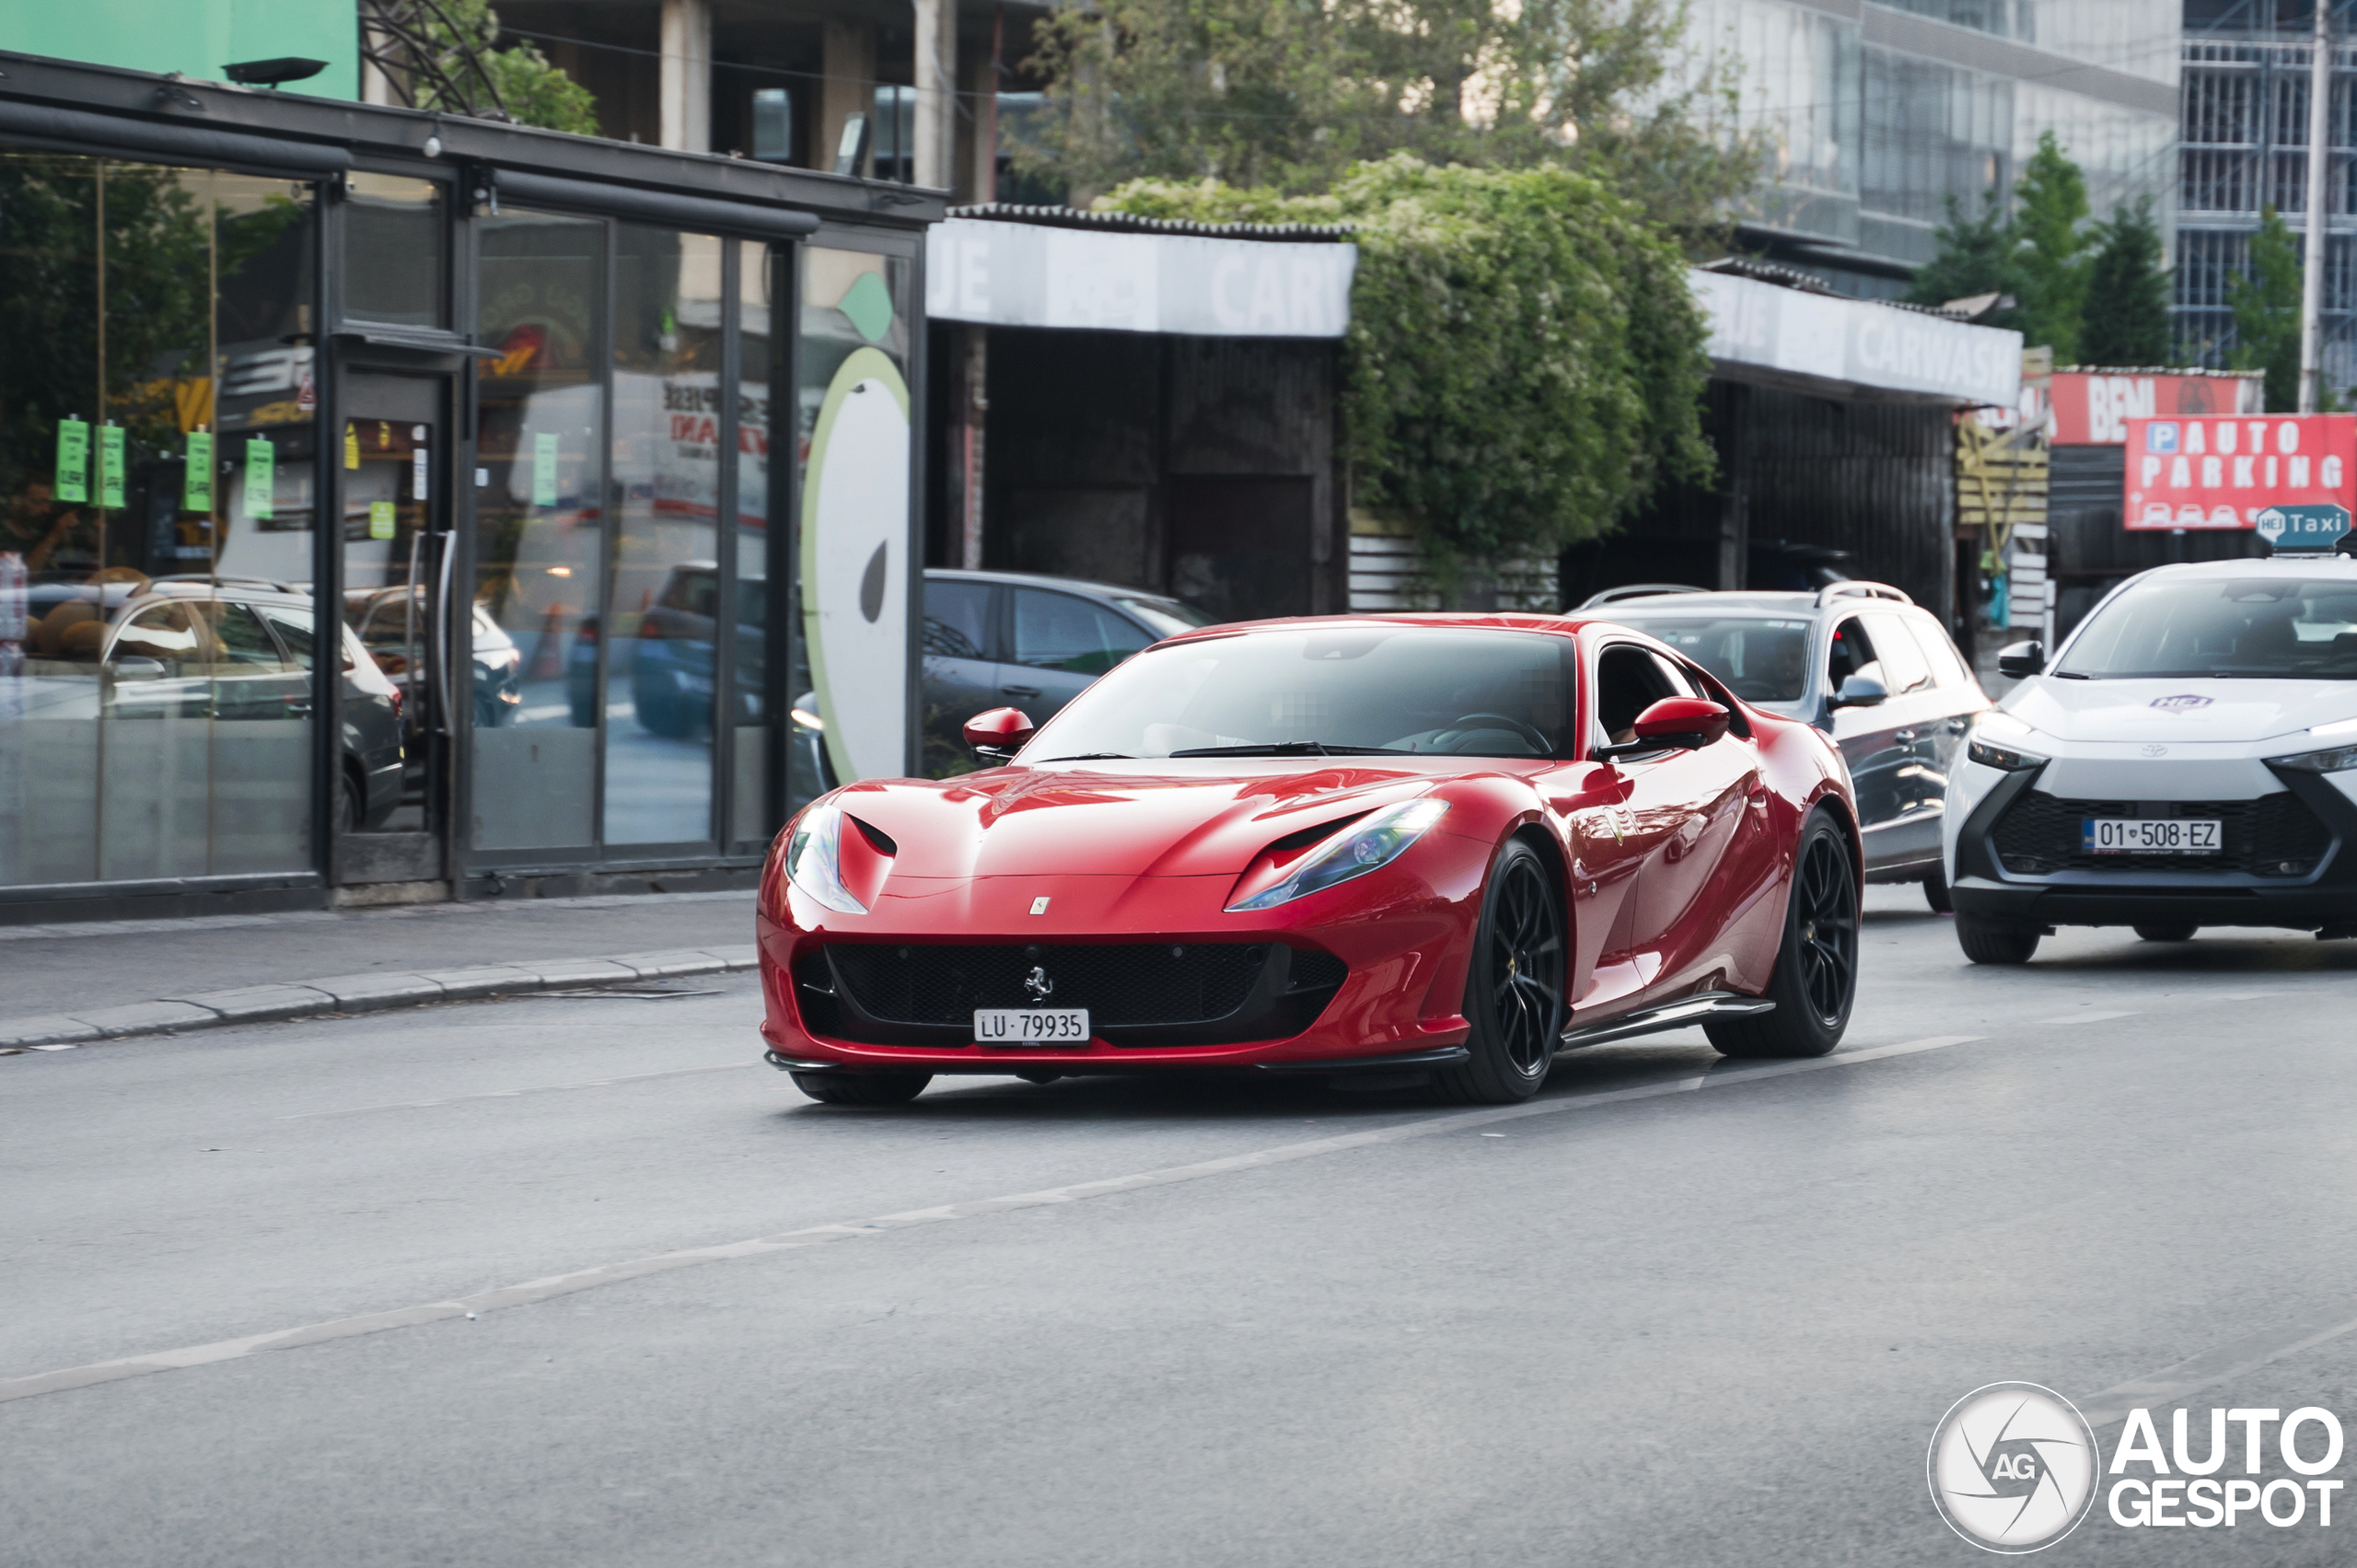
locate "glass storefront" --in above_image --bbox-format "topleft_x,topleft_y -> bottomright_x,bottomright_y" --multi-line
0,77 -> 930,919
0,154 -> 319,887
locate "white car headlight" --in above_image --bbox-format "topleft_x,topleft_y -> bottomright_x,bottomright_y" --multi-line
784,803 -> 867,913
1226,799 -> 1449,912
2269,744 -> 2357,773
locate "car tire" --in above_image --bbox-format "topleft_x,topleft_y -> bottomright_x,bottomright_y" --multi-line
789,1071 -> 931,1106
1706,808 -> 1857,1059
1956,915 -> 2040,965
331,772 -> 362,839
1432,837 -> 1566,1105
1923,864 -> 1953,913
2134,923 -> 2199,943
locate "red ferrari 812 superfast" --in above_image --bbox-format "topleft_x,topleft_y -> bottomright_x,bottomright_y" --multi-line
757,615 -> 1862,1106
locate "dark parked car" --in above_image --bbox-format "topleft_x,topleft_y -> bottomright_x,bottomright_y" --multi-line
344,586 -> 524,731
920,569 -> 1213,775
24,576 -> 405,833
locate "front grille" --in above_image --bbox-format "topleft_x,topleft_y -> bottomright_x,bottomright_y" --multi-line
1991,791 -> 2332,877
802,942 -> 1350,1046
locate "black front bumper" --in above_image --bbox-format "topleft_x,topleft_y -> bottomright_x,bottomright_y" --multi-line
1952,764 -> 2357,931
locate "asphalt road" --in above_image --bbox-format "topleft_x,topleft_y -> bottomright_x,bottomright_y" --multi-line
6,889 -> 2357,1566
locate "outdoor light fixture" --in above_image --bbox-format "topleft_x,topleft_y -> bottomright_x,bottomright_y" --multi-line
223,58 -> 329,88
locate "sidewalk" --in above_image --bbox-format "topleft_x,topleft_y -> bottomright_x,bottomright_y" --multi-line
0,889 -> 761,1051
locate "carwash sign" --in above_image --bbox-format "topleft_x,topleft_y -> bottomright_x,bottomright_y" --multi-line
2124,413 -> 2357,531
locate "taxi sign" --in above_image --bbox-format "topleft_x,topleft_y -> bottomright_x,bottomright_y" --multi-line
2255,503 -> 2352,553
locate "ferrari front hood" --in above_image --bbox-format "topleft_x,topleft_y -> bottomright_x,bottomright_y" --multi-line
829,761 -> 1451,879
2003,677 -> 2357,746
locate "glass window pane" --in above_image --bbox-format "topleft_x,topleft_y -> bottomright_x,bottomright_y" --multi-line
343,173 -> 446,327
473,210 -> 603,852
1012,587 -> 1147,674
1864,611 -> 1933,693
1,157 -> 317,890
603,224 -> 722,847
923,578 -> 991,658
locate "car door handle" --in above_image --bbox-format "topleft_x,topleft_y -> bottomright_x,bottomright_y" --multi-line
1894,728 -> 1916,741
1001,684 -> 1041,697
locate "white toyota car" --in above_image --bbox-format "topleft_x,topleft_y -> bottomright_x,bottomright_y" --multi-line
1945,554 -> 2357,963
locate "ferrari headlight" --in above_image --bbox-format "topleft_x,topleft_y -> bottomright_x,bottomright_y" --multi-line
1967,739 -> 2048,772
2268,743 -> 2357,773
784,803 -> 867,913
1226,798 -> 1449,912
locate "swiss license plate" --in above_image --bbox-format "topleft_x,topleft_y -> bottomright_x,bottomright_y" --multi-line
2082,818 -> 2222,854
973,1008 -> 1090,1045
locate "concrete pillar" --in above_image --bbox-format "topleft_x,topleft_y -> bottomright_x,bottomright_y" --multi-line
819,21 -> 877,174
913,0 -> 956,190
961,13 -> 1001,203
954,327 -> 989,567
659,0 -> 713,154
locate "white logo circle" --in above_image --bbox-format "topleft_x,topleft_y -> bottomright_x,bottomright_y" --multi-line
1927,1382 -> 2099,1553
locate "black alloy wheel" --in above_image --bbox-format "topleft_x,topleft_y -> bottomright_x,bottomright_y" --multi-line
1706,809 -> 1858,1059
1434,838 -> 1567,1103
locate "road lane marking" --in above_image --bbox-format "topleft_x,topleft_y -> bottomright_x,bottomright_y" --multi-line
2077,1308 -> 2357,1428
0,1033 -> 1982,1407
278,1063 -> 752,1120
2020,1010 -> 2141,1028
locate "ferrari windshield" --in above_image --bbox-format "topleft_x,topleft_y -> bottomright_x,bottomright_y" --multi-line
1028,627 -> 1576,759
2054,575 -> 2357,679
1592,614 -> 1813,703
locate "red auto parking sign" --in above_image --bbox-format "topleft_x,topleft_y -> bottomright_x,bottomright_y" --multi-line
2123,413 -> 2357,530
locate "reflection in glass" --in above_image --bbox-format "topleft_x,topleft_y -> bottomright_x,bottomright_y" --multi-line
473,210 -> 603,851
0,156 -> 317,888
603,224 -> 722,846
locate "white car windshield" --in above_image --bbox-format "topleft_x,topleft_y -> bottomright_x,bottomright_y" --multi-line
2054,576 -> 2357,680
1027,627 -> 1576,759
1593,614 -> 1814,703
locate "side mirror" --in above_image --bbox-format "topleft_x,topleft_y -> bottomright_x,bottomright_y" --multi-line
1596,697 -> 1730,760
1830,674 -> 1888,710
962,706 -> 1035,762
110,656 -> 166,681
1997,640 -> 2045,679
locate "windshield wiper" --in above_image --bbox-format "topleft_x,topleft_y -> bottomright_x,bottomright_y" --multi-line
1039,752 -> 1135,761
1168,741 -> 1409,758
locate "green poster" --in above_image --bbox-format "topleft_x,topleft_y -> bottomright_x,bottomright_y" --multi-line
184,431 -> 215,513
368,500 -> 396,540
532,431 -> 560,507
54,418 -> 88,504
99,425 -> 125,509
243,437 -> 275,521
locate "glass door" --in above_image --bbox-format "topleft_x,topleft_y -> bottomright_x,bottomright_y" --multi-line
335,370 -> 457,884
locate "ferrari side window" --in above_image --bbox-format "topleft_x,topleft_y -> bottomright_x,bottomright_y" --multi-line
1594,645 -> 1680,745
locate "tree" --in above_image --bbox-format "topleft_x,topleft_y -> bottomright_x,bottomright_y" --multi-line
2079,197 -> 2173,366
1022,0 -> 1759,235
1104,157 -> 1715,587
1904,192 -> 2022,327
2230,203 -> 2303,412
2012,131 -> 2091,363
360,0 -> 598,136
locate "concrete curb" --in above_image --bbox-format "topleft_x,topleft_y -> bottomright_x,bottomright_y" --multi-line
0,945 -> 761,1052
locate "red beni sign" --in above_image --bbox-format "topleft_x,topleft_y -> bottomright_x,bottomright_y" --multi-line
2049,370 -> 2263,445
2123,414 -> 2357,531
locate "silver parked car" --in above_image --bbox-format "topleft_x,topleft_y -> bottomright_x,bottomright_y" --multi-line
1584,582 -> 1992,910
